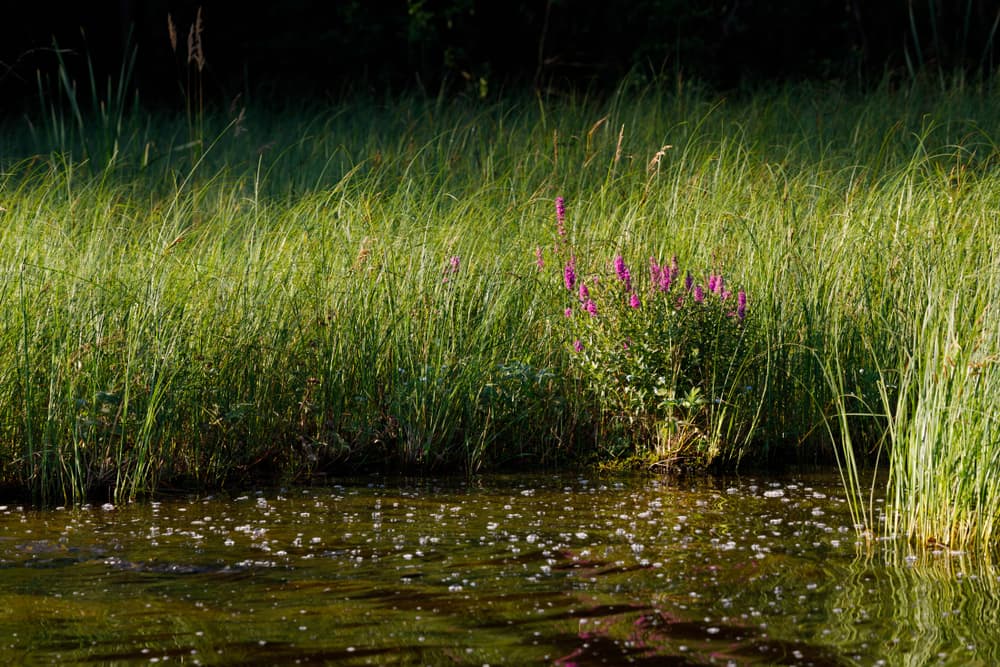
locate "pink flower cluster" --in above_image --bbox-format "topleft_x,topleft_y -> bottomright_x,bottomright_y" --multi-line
550,197 -> 750,359
442,255 -> 461,283
649,256 -> 679,292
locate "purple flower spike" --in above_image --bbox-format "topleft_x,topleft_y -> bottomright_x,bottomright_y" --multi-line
584,299 -> 598,316
573,339 -> 584,352
737,290 -> 747,320
649,257 -> 661,285
658,265 -> 673,292
442,255 -> 460,282
564,307 -> 573,318
684,272 -> 694,292
555,197 -> 567,237
563,260 -> 576,291
578,282 -> 590,301
613,255 -> 629,281
629,292 -> 641,309
613,255 -> 632,291
535,246 -> 544,270
693,285 -> 705,303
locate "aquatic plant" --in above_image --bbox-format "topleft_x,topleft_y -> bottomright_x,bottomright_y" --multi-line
551,201 -> 757,466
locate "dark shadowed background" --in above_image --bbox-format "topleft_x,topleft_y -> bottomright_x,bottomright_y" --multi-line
2,1 -> 998,112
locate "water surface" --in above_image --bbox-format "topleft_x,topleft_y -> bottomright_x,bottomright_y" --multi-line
1,473 -> 997,665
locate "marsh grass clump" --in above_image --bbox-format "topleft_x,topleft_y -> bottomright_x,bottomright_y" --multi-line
3,77 -> 1000,549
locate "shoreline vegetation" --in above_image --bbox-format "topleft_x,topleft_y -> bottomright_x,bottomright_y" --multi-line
2,77 -> 999,549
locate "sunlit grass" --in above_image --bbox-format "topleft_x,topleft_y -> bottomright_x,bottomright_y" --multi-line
2,78 -> 1000,548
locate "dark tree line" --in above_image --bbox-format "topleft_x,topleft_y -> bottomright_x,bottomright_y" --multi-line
2,1 -> 998,111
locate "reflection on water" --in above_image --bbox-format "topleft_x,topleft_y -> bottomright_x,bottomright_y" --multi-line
0,474 -> 998,665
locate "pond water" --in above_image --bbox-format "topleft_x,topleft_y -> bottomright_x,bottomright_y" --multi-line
1,472 -> 998,665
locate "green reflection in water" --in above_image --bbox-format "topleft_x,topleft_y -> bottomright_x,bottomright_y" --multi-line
0,475 -> 997,665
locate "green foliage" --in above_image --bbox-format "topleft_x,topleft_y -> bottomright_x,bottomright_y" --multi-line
3,78 -> 1000,550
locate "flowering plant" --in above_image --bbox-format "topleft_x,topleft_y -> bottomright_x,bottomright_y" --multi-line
544,199 -> 754,466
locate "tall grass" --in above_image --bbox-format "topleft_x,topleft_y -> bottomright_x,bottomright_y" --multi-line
2,79 -> 1000,548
